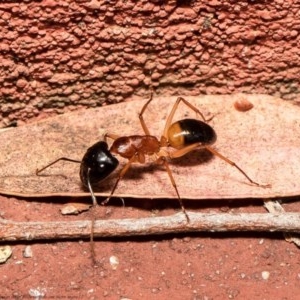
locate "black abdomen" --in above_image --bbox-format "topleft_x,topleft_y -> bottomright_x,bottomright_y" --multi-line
168,119 -> 217,148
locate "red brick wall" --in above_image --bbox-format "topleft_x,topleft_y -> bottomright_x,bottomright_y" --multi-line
0,0 -> 299,127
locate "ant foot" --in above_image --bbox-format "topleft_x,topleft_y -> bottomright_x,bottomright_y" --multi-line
260,183 -> 272,188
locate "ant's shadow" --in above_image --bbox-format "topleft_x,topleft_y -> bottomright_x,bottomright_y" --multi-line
130,148 -> 213,178
91,149 -> 214,193
169,148 -> 214,167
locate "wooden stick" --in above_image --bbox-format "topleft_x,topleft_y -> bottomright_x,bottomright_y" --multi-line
1,212 -> 300,242
264,200 -> 300,247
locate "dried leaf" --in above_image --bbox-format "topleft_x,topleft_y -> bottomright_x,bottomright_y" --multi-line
0,94 -> 299,200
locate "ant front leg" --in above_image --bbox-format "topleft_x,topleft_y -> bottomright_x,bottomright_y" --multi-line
104,133 -> 120,143
101,154 -> 137,205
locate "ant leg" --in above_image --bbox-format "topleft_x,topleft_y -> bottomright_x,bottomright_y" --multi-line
177,97 -> 209,121
165,144 -> 270,188
156,156 -> 190,222
104,133 -> 120,143
36,157 -> 100,206
90,216 -> 96,264
86,168 -> 98,206
166,143 -> 201,159
205,145 -> 271,188
162,97 -> 209,145
138,90 -> 154,135
101,154 -> 137,205
36,157 -> 81,175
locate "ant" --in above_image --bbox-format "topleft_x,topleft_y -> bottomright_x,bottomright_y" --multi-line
36,93 -> 270,222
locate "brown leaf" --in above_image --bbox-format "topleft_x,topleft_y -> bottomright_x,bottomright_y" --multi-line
0,94 -> 299,201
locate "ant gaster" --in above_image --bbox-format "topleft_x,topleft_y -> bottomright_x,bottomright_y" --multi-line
36,93 -> 270,222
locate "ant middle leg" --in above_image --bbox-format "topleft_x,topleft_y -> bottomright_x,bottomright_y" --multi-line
156,156 -> 190,222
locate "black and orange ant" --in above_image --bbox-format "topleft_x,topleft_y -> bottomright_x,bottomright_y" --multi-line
36,93 -> 270,221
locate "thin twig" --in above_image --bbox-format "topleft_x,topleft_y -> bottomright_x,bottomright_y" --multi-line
264,200 -> 300,247
1,212 -> 300,242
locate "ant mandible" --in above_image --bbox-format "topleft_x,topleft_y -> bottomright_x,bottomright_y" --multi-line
36,93 -> 270,222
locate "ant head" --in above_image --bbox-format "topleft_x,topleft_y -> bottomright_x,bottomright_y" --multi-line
80,141 -> 119,186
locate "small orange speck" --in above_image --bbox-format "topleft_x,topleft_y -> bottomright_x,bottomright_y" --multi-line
234,98 -> 254,112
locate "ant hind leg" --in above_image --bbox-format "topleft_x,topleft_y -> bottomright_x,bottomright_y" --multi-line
138,90 -> 154,135
161,96 -> 211,146
205,145 -> 271,188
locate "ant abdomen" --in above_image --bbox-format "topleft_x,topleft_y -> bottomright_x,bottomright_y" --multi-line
80,141 -> 119,187
167,119 -> 217,149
